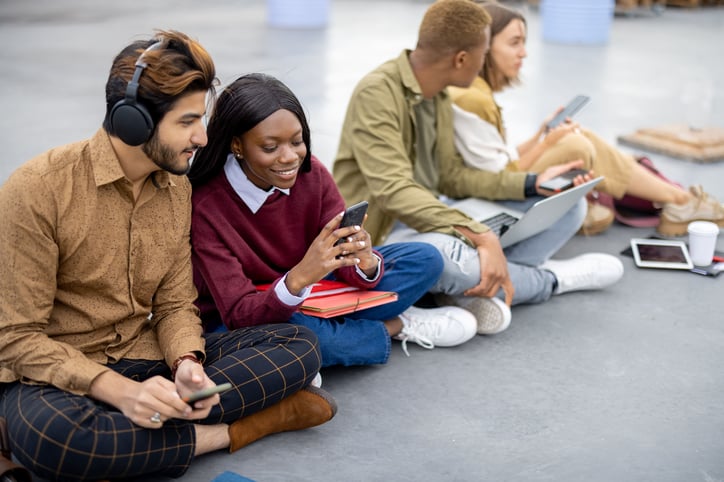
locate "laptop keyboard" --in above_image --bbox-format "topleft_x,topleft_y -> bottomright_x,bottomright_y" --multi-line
481,212 -> 519,236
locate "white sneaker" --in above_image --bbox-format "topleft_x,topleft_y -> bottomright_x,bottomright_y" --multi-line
310,372 -> 323,388
394,306 -> 477,356
436,294 -> 512,335
541,253 -> 624,295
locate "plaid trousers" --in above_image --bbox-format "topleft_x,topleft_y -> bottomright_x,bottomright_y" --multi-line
0,323 -> 320,481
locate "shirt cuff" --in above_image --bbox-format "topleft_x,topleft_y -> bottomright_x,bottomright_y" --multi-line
355,253 -> 382,282
274,273 -> 312,305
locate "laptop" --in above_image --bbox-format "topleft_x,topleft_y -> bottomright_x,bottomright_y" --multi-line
449,177 -> 603,248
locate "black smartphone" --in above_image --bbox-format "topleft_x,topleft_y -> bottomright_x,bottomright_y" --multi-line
546,95 -> 590,130
182,382 -> 232,404
334,201 -> 368,246
538,168 -> 590,192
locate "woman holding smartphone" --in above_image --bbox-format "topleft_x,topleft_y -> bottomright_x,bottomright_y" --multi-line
188,73 -> 478,367
449,1 -> 724,236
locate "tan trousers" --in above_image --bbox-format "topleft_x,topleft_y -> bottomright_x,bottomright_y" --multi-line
511,129 -> 634,199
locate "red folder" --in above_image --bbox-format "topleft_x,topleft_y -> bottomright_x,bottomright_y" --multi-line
256,280 -> 398,318
306,280 -> 361,298
300,289 -> 398,318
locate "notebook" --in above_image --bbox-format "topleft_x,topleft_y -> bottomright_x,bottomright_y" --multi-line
450,177 -> 603,248
256,280 -> 398,318
299,290 -> 398,318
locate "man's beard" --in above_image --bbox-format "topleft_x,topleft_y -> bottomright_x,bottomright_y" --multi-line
142,133 -> 193,176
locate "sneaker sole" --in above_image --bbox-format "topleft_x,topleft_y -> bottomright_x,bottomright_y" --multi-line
472,297 -> 512,335
436,294 -> 512,335
657,216 -> 724,237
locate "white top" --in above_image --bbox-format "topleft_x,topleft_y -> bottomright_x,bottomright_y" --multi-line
451,104 -> 518,173
223,153 -> 290,214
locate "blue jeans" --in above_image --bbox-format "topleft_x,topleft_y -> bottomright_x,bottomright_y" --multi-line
291,242 -> 443,367
385,197 -> 586,306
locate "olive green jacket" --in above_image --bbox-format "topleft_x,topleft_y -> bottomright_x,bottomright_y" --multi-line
333,50 -> 527,246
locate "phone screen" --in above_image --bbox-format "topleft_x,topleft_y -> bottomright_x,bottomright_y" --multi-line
334,201 -> 368,246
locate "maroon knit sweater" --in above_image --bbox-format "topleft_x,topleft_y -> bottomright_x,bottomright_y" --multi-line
191,156 -> 382,329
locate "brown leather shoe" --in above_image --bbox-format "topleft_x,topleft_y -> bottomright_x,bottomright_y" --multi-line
228,386 -> 337,453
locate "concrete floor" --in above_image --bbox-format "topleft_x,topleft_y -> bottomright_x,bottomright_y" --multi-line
1,1 -> 723,481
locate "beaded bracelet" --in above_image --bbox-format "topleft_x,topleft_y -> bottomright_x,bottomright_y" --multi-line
171,353 -> 200,380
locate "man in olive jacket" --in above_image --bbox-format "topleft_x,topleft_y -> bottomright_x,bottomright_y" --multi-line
333,0 -> 623,334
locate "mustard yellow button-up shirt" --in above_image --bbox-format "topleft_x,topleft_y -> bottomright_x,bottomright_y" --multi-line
0,129 -> 204,395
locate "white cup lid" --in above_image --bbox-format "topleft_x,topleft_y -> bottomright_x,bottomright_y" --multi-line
687,220 -> 720,235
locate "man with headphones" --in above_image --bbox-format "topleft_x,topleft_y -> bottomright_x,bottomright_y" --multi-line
0,30 -> 336,481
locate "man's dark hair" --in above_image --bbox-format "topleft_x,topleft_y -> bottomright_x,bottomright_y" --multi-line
102,29 -> 217,138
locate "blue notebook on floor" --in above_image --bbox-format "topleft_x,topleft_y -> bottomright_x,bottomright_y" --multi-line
211,471 -> 256,482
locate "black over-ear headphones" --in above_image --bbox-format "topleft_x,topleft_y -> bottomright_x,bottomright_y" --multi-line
109,41 -> 163,146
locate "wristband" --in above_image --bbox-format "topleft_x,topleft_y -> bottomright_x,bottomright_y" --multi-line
524,173 -> 538,197
171,353 -> 200,380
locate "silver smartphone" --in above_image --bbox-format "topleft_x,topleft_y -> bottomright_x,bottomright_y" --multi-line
182,382 -> 233,404
538,168 -> 590,192
546,95 -> 590,130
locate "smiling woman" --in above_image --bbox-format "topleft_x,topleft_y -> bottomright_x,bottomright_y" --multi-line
230,109 -> 306,191
187,73 -> 479,367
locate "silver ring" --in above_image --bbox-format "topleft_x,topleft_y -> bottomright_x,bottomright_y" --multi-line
150,412 -> 162,423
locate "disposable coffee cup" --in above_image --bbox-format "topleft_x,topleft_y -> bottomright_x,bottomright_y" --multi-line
687,221 -> 720,266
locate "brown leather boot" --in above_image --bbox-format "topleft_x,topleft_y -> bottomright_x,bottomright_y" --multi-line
228,386 -> 337,453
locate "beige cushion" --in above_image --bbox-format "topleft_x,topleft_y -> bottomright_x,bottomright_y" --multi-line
617,124 -> 724,163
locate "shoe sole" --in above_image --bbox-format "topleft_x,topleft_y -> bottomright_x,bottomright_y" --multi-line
473,297 -> 512,335
303,385 -> 338,419
657,216 -> 724,236
435,294 -> 512,336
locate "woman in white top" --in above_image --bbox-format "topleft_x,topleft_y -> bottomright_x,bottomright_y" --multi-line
449,1 -> 724,237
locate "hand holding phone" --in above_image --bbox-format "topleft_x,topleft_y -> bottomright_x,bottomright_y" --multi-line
334,201 -> 368,246
538,168 -> 590,192
181,382 -> 232,404
546,95 -> 590,131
